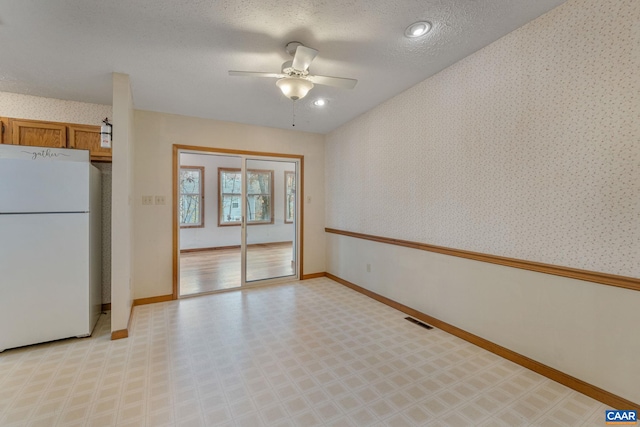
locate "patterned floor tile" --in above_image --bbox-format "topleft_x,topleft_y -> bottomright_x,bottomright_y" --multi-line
0,278 -> 606,426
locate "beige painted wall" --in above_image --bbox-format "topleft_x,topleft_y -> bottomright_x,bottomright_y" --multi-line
132,110 -> 325,299
111,73 -> 135,332
325,0 -> 639,404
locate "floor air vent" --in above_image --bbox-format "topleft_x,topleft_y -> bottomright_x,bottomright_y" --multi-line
405,317 -> 433,330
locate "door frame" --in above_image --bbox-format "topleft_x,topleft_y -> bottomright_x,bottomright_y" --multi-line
172,144 -> 304,299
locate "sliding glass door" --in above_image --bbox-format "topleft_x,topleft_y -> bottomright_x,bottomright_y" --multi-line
178,150 -> 299,296
179,153 -> 242,295
245,158 -> 298,283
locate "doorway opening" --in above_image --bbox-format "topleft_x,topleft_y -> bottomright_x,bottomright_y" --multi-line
173,146 -> 303,297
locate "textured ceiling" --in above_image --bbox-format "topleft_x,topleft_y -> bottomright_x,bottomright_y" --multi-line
0,0 -> 566,134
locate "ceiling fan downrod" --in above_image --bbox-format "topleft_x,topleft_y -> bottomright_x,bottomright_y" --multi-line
292,100 -> 296,127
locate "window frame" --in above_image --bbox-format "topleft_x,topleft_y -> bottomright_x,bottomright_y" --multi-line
218,167 -> 274,227
179,166 -> 205,229
284,171 -> 295,224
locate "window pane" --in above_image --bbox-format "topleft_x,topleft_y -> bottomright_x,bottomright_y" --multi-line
286,194 -> 295,222
285,172 -> 295,194
247,195 -> 270,222
221,171 -> 241,193
179,166 -> 203,227
247,171 -> 270,195
221,195 -> 242,223
285,171 -> 295,223
180,195 -> 200,225
180,170 -> 200,194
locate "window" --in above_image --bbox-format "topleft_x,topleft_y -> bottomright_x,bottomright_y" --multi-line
285,171 -> 295,223
179,166 -> 204,228
219,168 -> 274,226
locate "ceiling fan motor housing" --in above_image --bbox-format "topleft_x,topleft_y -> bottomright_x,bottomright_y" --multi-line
281,61 -> 309,77
285,41 -> 304,57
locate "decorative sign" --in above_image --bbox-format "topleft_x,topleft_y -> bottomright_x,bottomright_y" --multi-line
0,145 -> 87,162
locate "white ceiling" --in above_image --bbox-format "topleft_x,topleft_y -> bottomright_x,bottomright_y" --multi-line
0,0 -> 566,134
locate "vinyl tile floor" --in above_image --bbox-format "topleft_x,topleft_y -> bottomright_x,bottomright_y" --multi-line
0,278 -> 608,426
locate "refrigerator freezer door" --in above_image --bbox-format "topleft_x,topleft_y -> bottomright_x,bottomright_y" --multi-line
0,145 -> 90,213
0,213 -> 90,352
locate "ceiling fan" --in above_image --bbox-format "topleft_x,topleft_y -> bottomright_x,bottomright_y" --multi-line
229,41 -> 358,101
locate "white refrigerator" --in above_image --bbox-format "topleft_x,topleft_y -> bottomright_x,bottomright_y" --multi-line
0,145 -> 102,352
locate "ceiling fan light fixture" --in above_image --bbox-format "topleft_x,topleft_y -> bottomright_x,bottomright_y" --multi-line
277,77 -> 314,101
405,21 -> 432,38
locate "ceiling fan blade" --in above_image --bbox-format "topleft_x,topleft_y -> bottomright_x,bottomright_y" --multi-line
228,71 -> 285,78
291,46 -> 318,71
307,74 -> 358,89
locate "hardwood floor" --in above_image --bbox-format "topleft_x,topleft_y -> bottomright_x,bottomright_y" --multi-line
179,242 -> 295,296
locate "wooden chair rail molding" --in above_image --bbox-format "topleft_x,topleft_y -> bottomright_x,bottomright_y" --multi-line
326,273 -> 640,411
325,228 -> 640,292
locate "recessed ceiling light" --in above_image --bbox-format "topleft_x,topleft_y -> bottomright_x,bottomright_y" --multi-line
405,21 -> 432,38
313,99 -> 326,107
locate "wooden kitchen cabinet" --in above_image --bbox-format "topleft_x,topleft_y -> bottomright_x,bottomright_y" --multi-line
0,117 -> 111,161
9,119 -> 67,148
0,118 -> 9,144
68,124 -> 111,161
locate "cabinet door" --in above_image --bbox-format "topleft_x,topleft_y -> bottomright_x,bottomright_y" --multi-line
10,119 -> 67,148
68,124 -> 112,161
0,118 -> 10,144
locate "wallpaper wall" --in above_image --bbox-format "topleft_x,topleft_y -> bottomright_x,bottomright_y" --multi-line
0,91 -> 112,125
326,0 -> 638,278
